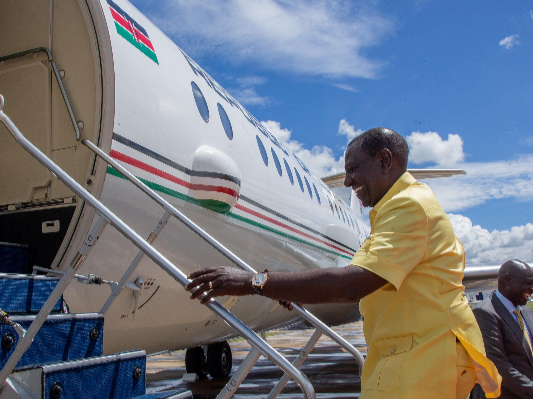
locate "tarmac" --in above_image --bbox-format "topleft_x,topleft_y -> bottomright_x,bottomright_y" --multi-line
146,321 -> 367,398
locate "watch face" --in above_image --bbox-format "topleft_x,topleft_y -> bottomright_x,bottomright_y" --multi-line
253,273 -> 267,286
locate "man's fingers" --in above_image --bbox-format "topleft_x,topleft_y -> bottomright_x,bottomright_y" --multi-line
185,273 -> 217,291
187,267 -> 220,280
200,287 -> 221,304
189,282 -> 213,299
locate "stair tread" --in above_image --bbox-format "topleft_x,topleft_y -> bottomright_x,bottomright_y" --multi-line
11,350 -> 147,399
0,273 -> 62,314
1,313 -> 104,370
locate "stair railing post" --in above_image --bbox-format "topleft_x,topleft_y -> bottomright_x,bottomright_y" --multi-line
267,329 -> 323,399
100,210 -> 171,315
216,347 -> 262,399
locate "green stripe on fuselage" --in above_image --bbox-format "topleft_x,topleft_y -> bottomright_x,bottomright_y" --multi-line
106,166 -> 351,259
114,21 -> 159,64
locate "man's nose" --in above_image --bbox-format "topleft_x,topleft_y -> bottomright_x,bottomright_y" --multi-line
344,174 -> 352,187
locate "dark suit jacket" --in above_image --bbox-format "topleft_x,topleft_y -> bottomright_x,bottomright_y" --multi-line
471,292 -> 533,399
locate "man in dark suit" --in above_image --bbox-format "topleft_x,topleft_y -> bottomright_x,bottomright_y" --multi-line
472,259 -> 533,398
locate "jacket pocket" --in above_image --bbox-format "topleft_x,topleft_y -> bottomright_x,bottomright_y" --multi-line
366,335 -> 413,391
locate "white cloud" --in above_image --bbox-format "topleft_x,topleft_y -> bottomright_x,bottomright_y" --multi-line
338,119 -> 363,144
227,76 -> 272,106
262,120 -> 346,177
332,83 -> 358,92
406,131 -> 465,166
530,10 -> 533,19
449,214 -> 533,264
423,154 -> 533,212
499,34 -> 520,49
145,0 -> 393,78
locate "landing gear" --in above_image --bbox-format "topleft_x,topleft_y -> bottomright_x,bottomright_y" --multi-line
207,341 -> 232,378
185,341 -> 233,379
185,346 -> 208,378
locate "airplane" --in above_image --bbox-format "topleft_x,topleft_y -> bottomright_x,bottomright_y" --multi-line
0,0 -> 500,381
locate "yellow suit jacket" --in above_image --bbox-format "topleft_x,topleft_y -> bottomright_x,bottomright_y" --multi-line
351,172 -> 501,399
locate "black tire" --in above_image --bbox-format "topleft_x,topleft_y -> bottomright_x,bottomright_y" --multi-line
207,341 -> 232,378
185,346 -> 208,378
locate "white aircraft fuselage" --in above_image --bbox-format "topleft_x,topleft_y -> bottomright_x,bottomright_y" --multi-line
0,0 -> 366,355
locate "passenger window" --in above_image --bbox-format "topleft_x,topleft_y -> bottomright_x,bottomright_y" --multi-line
284,159 -> 294,185
294,168 -> 304,192
256,136 -> 268,166
217,103 -> 233,140
304,177 -> 313,198
191,81 -> 209,123
312,184 -> 321,204
327,197 -> 334,214
271,148 -> 282,176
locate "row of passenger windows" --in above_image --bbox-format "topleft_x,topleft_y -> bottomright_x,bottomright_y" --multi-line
256,135 -> 322,205
191,80 -> 357,231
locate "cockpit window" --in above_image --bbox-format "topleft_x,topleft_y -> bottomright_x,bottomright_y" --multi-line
284,159 -> 294,185
271,148 -> 282,176
256,136 -> 268,166
304,177 -> 313,198
312,184 -> 321,204
191,81 -> 209,123
334,203 -> 340,219
217,103 -> 233,140
294,168 -> 304,192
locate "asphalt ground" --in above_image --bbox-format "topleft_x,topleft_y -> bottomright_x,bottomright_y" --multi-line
146,321 -> 366,398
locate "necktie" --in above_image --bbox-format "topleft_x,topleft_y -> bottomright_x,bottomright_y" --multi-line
513,309 -> 533,355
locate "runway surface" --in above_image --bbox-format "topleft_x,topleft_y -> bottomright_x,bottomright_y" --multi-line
146,321 -> 366,398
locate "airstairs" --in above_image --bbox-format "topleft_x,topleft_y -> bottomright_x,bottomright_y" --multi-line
0,92 -> 365,399
0,273 -> 192,399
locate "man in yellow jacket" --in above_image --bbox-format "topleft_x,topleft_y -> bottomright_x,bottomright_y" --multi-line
186,127 -> 501,398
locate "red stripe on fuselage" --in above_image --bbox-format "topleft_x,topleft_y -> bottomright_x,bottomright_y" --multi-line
233,204 -> 354,256
110,150 -> 238,198
110,149 -> 353,257
109,7 -> 155,52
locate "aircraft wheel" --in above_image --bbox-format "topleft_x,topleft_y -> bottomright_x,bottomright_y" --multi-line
207,341 -> 232,378
185,346 -> 208,378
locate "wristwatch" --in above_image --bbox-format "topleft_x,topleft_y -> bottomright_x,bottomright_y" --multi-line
251,270 -> 269,295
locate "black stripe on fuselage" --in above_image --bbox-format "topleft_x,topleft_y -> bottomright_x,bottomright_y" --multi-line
112,133 -> 357,253
112,133 -> 241,186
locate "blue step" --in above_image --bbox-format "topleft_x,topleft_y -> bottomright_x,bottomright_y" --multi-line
1,313 -> 103,370
135,390 -> 193,399
0,242 -> 29,274
9,350 -> 147,399
0,273 -> 63,314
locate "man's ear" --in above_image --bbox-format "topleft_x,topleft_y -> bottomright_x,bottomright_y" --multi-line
378,148 -> 392,173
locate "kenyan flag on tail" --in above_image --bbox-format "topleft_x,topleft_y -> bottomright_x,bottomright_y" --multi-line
107,0 -> 159,64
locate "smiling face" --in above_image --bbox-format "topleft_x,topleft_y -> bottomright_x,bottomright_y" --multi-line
344,142 -> 391,208
502,265 -> 533,307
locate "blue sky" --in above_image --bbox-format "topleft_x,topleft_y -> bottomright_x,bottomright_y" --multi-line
129,0 -> 533,263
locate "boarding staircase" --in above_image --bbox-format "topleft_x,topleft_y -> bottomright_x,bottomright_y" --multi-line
0,84 -> 365,399
0,272 -> 192,399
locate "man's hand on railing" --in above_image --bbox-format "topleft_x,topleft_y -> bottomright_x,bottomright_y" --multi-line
185,267 -> 254,304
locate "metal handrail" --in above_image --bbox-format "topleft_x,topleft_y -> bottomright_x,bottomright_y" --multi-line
0,95 -> 315,399
81,139 -> 365,371
0,48 -> 80,140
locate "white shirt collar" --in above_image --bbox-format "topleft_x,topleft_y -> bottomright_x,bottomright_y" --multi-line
495,289 -> 520,315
